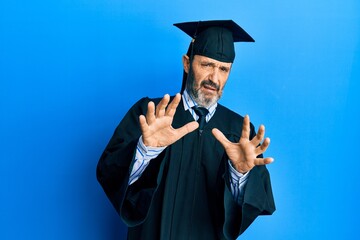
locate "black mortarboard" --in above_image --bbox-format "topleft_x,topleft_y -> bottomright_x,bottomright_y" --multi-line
174,20 -> 254,63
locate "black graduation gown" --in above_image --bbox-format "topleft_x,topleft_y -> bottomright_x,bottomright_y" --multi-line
97,96 -> 275,240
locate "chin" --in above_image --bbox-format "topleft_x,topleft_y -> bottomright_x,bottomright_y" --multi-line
197,93 -> 219,108
189,86 -> 220,107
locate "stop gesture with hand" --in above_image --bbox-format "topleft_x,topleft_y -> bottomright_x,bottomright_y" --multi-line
139,93 -> 199,148
212,115 -> 274,174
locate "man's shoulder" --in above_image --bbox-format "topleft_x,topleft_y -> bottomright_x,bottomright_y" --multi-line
135,95 -> 174,104
217,103 -> 244,120
130,96 -> 163,107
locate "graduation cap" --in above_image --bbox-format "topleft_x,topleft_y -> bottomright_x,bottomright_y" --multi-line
174,20 -> 254,92
174,20 -> 254,63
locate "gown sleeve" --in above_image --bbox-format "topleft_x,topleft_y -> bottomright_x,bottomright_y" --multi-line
96,98 -> 148,216
222,122 -> 276,239
96,97 -> 166,227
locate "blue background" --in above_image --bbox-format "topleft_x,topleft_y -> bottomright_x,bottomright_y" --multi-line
1,0 -> 359,239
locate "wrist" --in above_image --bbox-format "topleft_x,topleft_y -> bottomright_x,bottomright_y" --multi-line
140,135 -> 167,151
230,161 -> 248,174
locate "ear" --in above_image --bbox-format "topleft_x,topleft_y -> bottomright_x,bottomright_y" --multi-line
182,55 -> 190,74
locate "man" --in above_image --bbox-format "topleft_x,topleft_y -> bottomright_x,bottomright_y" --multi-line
97,20 -> 275,240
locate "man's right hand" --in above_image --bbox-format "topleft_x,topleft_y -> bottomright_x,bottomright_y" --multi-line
139,93 -> 199,147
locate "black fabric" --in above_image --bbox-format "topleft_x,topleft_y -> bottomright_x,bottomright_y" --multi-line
97,96 -> 275,240
174,20 -> 255,63
192,106 -> 209,130
173,20 -> 255,42
191,26 -> 236,63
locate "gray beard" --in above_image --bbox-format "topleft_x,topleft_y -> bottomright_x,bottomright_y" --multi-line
190,85 -> 219,108
186,71 -> 220,108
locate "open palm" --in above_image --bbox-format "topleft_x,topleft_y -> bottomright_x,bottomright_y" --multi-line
140,93 -> 199,147
212,115 -> 274,173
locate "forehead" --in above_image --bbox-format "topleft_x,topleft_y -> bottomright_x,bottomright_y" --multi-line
194,55 -> 232,68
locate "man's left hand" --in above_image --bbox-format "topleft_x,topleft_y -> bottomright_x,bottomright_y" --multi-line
212,115 -> 274,174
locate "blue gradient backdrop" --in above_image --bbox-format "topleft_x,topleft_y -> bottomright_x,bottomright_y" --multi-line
1,0 -> 359,239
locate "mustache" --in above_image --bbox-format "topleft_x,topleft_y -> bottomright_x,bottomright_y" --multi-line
201,80 -> 220,91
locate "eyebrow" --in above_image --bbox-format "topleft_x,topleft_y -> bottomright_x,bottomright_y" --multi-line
201,61 -> 216,66
200,60 -> 230,69
219,65 -> 230,71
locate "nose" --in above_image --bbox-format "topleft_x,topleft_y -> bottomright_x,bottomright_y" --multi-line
209,67 -> 220,84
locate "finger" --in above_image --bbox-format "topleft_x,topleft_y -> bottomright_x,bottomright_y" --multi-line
252,124 -> 265,146
255,137 -> 271,155
146,101 -> 156,124
253,157 -> 274,166
261,137 -> 271,151
156,94 -> 170,117
175,121 -> 199,139
212,128 -> 231,149
165,93 -> 181,117
139,115 -> 149,134
241,115 -> 251,141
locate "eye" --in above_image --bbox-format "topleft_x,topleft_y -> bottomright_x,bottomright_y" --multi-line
220,66 -> 229,73
201,62 -> 211,67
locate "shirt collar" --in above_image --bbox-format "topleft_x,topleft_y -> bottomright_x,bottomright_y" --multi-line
182,89 -> 218,119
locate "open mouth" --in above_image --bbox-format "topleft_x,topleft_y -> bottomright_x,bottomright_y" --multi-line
203,84 -> 217,92
201,80 -> 219,93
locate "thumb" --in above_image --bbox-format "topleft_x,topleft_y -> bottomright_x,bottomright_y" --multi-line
212,128 -> 231,148
176,121 -> 199,138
